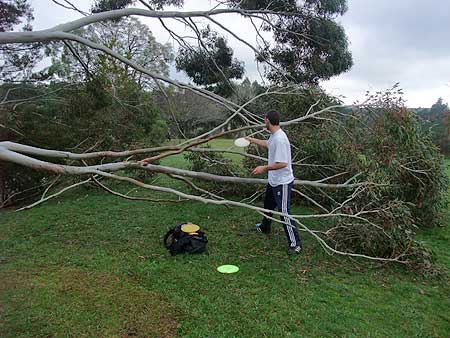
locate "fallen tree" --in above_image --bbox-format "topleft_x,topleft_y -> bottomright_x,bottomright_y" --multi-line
0,0 -> 447,266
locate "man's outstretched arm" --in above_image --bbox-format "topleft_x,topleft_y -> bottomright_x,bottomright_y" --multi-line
246,137 -> 268,148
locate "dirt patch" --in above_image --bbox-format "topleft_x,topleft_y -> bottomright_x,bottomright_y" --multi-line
53,270 -> 180,338
0,269 -> 40,294
0,268 -> 180,338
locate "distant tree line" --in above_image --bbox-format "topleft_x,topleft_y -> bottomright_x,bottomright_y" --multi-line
415,97 -> 450,154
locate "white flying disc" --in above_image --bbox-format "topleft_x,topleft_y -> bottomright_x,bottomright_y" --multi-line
234,138 -> 250,147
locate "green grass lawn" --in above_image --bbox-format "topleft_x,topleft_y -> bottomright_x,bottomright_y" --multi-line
1,145 -> 449,337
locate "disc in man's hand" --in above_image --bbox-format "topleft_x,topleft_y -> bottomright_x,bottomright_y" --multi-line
234,138 -> 250,147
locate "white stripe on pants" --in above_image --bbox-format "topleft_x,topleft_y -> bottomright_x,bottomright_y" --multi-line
282,183 -> 296,247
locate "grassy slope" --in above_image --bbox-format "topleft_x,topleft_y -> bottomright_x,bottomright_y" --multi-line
0,143 -> 449,338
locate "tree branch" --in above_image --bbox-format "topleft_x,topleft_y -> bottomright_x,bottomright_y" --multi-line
16,178 -> 93,211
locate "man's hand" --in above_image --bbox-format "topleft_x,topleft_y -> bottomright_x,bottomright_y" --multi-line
251,165 -> 268,176
245,137 -> 268,148
252,162 -> 287,175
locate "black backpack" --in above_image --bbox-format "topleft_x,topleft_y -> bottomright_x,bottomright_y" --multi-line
163,222 -> 208,255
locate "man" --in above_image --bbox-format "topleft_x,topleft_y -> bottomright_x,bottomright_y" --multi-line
246,111 -> 302,255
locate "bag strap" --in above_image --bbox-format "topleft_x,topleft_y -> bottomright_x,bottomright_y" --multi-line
163,228 -> 175,249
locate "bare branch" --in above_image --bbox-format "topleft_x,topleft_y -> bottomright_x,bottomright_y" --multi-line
167,174 -> 227,202
0,145 -> 367,189
143,163 -> 366,189
92,176 -> 188,203
16,178 -> 93,211
292,188 -> 330,213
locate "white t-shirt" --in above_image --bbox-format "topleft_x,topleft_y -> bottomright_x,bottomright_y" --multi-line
267,129 -> 295,186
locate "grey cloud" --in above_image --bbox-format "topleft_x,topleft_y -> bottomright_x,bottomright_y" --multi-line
323,0 -> 450,106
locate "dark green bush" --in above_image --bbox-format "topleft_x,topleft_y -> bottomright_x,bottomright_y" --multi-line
0,81 -> 167,206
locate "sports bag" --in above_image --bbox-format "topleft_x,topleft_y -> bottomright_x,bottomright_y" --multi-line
163,222 -> 208,255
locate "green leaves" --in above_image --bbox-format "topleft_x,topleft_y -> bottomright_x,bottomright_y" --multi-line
175,27 -> 244,97
228,0 -> 353,84
0,0 -> 34,32
91,0 -> 184,12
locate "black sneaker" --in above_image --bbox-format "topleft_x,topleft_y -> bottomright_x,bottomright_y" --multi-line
255,223 -> 270,234
287,246 -> 302,255
255,222 -> 263,233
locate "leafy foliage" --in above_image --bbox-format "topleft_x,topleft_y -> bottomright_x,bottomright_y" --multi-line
0,0 -> 33,32
50,17 -> 173,89
0,0 -> 43,81
91,0 -> 183,12
0,80 -> 167,206
279,87 -> 449,261
227,0 -> 353,84
176,27 -> 244,97
416,98 -> 450,154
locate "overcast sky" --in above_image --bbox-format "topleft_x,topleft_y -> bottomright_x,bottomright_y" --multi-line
29,0 -> 450,107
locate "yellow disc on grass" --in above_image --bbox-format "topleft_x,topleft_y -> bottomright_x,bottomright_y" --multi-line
181,223 -> 200,233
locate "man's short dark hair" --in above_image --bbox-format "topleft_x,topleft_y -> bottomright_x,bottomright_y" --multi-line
265,111 -> 281,126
